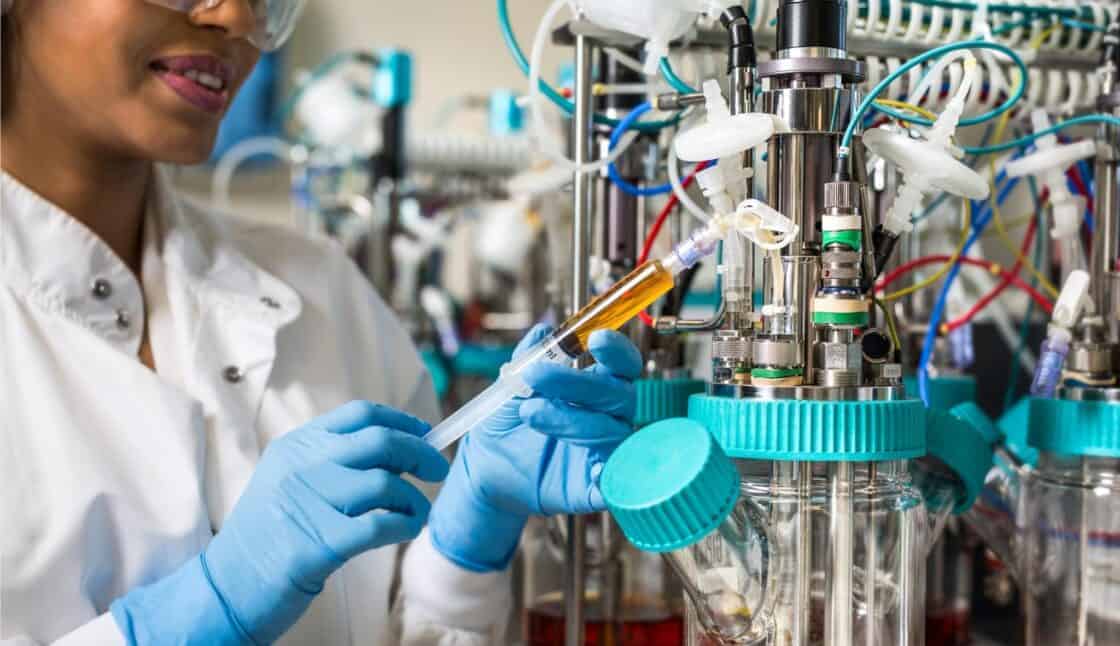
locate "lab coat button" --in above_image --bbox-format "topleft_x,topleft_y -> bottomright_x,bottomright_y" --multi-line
91,279 -> 113,300
223,366 -> 244,384
115,309 -> 131,329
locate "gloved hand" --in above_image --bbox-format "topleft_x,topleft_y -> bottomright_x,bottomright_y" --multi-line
428,324 -> 641,572
111,401 -> 449,645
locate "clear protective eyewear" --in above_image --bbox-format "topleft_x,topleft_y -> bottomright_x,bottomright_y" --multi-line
146,0 -> 305,52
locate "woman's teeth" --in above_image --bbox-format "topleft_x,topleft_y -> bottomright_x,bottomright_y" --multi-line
181,69 -> 226,91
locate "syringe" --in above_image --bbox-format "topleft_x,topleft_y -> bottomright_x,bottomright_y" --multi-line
423,217 -> 734,450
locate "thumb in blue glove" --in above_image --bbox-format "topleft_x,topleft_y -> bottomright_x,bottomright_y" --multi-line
111,401 -> 449,645
429,324 -> 642,573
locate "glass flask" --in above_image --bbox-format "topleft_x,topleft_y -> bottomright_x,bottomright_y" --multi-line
687,459 -> 934,646
519,513 -> 685,646
963,393 -> 1120,646
923,520 -> 977,646
601,413 -> 983,646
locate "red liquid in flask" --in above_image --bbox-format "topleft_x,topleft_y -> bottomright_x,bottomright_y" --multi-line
926,605 -> 970,646
526,598 -> 684,646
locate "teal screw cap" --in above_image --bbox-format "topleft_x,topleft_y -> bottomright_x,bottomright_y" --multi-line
904,374 -> 977,411
601,419 -> 740,553
998,397 -> 1037,466
950,402 -> 1001,445
689,394 -> 926,461
633,378 -> 706,428
1028,397 -> 1120,458
924,407 -> 995,513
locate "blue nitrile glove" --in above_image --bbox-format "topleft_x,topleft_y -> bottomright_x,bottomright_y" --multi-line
428,324 -> 641,572
110,401 -> 449,646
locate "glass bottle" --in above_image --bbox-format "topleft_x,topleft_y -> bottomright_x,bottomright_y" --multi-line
962,392 -> 1120,646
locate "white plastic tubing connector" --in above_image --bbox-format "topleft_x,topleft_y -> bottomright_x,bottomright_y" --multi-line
1004,109 -> 1097,241
875,54 -> 984,237
1050,269 -> 1091,341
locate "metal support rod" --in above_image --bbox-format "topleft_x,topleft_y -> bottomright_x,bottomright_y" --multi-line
827,462 -> 854,646
1090,152 -> 1118,321
563,32 -> 595,646
1076,457 -> 1092,646
865,462 -> 878,646
796,462 -> 813,645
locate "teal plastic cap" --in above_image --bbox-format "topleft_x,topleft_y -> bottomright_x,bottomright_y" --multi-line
1028,397 -> 1120,458
997,397 -> 1038,466
633,378 -> 706,428
601,418 -> 739,553
950,402 -> 1000,445
925,409 -> 994,514
904,374 -> 977,411
689,394 -> 926,462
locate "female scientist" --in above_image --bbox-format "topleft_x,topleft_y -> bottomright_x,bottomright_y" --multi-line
1,1 -> 642,644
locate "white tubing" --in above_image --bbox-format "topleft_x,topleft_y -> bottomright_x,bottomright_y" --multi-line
211,136 -> 292,212
527,0 -> 640,174
668,138 -> 712,224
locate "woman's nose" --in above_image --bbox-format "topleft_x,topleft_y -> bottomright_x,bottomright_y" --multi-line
189,0 -> 258,43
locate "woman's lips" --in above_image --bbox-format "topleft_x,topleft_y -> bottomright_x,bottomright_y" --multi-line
151,55 -> 233,115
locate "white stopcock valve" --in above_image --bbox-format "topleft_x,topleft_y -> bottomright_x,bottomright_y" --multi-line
1004,110 -> 1096,242
1051,269 -> 1092,340
577,0 -> 702,74
863,57 -> 989,238
675,81 -> 775,163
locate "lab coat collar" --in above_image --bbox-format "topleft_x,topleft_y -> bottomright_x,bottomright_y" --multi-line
0,167 -> 303,352
149,166 -> 303,329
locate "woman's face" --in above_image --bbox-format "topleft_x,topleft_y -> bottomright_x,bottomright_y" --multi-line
6,1 -> 261,164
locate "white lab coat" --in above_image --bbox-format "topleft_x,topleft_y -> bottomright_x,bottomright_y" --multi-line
0,169 -> 511,645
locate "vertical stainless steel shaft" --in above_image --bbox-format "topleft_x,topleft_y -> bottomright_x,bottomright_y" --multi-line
563,32 -> 595,646
827,461 -> 854,646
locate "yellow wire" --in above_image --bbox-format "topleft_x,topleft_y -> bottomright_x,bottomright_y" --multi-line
881,197 -> 971,303
986,159 -> 1059,298
880,24 -> 1055,304
1029,24 -> 1061,50
980,211 -> 1034,236
873,99 -> 939,123
872,295 -> 902,352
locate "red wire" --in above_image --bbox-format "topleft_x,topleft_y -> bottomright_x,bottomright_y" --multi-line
943,217 -> 1041,332
636,161 -> 712,327
874,253 -> 1052,314
1067,164 -> 1093,218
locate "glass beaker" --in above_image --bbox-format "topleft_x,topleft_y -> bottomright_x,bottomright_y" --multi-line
520,513 -> 685,646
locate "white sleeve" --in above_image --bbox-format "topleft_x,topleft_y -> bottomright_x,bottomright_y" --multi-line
1,613 -> 127,646
391,530 -> 513,646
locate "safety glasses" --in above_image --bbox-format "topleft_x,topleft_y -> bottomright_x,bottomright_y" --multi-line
145,0 -> 305,52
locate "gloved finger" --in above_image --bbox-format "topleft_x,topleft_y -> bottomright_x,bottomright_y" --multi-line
512,323 -> 554,360
328,426 -> 450,482
311,400 -> 431,437
297,462 -> 432,518
520,362 -> 636,420
347,510 -> 428,553
586,330 -> 643,380
519,398 -> 634,447
584,447 -> 616,511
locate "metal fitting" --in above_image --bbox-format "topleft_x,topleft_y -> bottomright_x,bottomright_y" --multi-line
711,330 -> 752,385
752,336 -> 801,369
820,249 -> 862,285
869,362 -> 904,386
824,179 -> 860,213
656,92 -> 705,112
814,327 -> 862,386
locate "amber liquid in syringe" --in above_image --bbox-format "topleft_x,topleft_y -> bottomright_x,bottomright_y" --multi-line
552,260 -> 677,358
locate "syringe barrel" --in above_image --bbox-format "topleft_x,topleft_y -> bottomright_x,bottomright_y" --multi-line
422,337 -> 567,450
